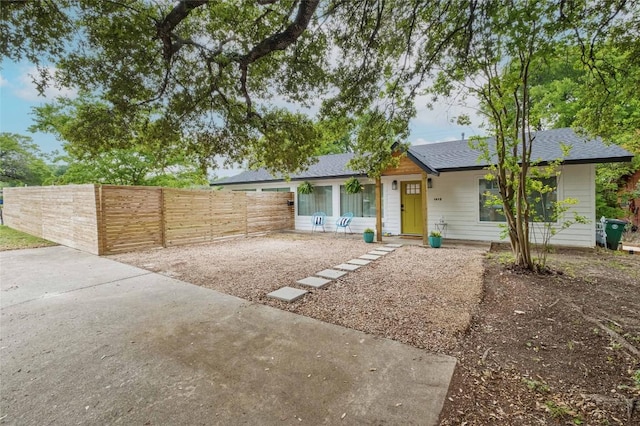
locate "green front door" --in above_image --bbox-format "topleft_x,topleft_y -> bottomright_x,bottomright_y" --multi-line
401,181 -> 423,235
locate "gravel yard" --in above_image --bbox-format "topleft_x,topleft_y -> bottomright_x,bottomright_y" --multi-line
110,232 -> 486,352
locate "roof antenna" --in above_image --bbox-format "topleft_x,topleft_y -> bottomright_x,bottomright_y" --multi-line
461,132 -> 465,141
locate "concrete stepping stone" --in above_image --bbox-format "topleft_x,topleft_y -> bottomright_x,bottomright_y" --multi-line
297,276 -> 332,289
377,247 -> 396,252
348,259 -> 371,266
335,263 -> 361,271
360,254 -> 381,260
369,250 -> 388,256
385,244 -> 402,248
316,269 -> 347,279
267,286 -> 308,302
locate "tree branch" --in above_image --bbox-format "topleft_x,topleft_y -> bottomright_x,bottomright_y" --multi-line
239,0 -> 319,66
238,0 -> 320,115
155,0 -> 208,61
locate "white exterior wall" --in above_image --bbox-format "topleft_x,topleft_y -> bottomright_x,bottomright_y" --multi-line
220,163 -> 597,247
421,164 -> 596,247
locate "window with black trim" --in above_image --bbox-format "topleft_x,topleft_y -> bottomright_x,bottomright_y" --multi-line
339,184 -> 382,217
479,177 -> 558,223
298,186 -> 332,216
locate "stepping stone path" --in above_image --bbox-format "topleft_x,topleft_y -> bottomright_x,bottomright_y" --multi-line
266,244 -> 403,302
267,286 -> 308,302
297,276 -> 332,289
375,247 -> 396,252
334,263 -> 361,271
359,254 -> 381,260
348,259 -> 371,266
316,269 -> 347,279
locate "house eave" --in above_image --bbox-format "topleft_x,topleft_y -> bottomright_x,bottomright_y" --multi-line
405,150 -> 440,176
433,156 -> 635,174
212,172 -> 369,187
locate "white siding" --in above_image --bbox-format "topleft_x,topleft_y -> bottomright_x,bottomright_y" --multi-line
292,178 -> 379,233
425,165 -> 596,247
220,164 -> 597,247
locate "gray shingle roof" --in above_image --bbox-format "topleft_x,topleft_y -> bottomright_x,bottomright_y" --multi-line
216,128 -> 633,185
217,152 -> 362,185
411,127 -> 634,172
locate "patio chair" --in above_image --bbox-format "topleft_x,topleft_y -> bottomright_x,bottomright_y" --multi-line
335,212 -> 354,236
311,212 -> 326,232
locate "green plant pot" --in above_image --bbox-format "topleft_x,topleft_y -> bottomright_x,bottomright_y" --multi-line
363,232 -> 375,243
429,236 -> 442,248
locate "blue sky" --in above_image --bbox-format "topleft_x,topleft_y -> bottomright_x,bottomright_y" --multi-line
1,60 -> 485,176
0,61 -> 75,155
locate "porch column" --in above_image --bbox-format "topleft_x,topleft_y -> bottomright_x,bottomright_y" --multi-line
422,172 -> 429,246
375,177 -> 382,242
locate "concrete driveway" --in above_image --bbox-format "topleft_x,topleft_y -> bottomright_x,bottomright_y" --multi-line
0,246 -> 456,425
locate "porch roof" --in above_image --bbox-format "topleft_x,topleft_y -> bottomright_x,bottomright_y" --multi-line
215,128 -> 633,186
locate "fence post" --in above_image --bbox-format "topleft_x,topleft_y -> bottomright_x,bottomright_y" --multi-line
160,187 -> 166,248
244,193 -> 249,236
98,185 -> 107,255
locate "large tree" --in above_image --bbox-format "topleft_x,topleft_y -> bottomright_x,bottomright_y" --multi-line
529,44 -> 640,220
428,1 -> 637,270
1,0 -> 476,175
30,96 -> 209,187
0,133 -> 52,186
3,1 -> 638,268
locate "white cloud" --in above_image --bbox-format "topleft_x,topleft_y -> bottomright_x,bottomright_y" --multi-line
0,74 -> 8,87
409,90 -> 487,144
12,66 -> 77,101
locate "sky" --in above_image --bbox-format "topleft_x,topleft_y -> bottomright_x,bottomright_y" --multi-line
0,60 -> 486,177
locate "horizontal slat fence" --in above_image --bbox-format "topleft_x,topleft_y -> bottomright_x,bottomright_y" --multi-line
4,185 -> 101,254
99,185 -> 164,254
4,185 -> 294,255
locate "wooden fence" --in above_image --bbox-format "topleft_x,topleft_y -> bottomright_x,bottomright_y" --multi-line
4,185 -> 294,255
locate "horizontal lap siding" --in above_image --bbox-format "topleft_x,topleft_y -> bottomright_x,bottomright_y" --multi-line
429,165 -> 595,247
4,185 -> 101,254
546,164 -> 595,247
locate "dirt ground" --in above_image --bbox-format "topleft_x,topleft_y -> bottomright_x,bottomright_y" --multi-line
110,232 -> 640,425
440,246 -> 640,425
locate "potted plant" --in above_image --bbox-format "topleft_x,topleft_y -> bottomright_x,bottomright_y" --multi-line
297,181 -> 314,195
344,177 -> 363,194
428,230 -> 442,248
363,227 -> 375,243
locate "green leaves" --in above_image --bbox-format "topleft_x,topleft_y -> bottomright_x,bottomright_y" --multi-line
344,177 -> 362,194
0,133 -> 53,186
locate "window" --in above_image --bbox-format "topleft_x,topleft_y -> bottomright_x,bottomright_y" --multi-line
232,188 -> 256,191
479,177 -> 558,222
262,187 -> 290,192
479,179 -> 505,222
340,184 -> 382,217
298,185 -> 332,216
405,183 -> 420,194
529,177 -> 558,222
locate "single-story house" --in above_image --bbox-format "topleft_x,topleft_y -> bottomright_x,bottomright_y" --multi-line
215,128 -> 633,247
